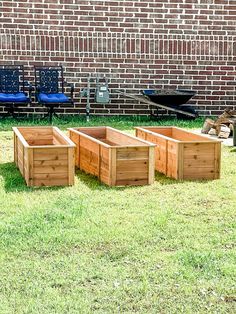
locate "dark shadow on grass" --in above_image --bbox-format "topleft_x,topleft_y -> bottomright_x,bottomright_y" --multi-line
75,169 -> 149,191
75,168 -> 211,190
229,147 -> 236,153
154,171 -> 183,185
155,171 -> 213,185
0,162 -> 64,193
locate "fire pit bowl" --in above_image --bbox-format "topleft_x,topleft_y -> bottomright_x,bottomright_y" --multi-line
142,89 -> 196,107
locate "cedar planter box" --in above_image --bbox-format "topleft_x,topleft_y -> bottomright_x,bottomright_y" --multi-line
135,126 -> 221,180
68,126 -> 155,186
13,126 -> 75,187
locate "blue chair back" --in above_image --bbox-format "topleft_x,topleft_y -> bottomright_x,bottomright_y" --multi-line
0,65 -> 25,94
34,66 -> 64,94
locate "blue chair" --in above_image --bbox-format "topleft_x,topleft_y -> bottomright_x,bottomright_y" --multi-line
34,65 -> 74,123
0,65 -> 32,117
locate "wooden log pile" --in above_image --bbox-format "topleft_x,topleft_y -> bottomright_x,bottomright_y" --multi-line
201,109 -> 236,139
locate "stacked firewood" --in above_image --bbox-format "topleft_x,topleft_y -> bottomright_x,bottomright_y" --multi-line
201,108 -> 236,139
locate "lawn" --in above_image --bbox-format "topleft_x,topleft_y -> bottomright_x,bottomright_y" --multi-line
0,116 -> 235,313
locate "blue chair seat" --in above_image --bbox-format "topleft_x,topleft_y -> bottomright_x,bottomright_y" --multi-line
0,92 -> 28,103
39,93 -> 70,103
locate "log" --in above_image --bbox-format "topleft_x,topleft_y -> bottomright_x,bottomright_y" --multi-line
212,109 -> 236,135
201,118 -> 215,134
218,125 -> 231,139
208,128 -> 217,136
214,108 -> 236,127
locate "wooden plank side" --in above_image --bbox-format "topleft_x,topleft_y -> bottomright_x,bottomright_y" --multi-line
18,158 -> 24,176
33,148 -> 68,161
172,127 -> 221,143
136,127 -> 220,181
28,148 -> 34,187
18,128 -> 53,145
177,143 -> 184,180
183,173 -> 215,180
79,146 -> 99,176
73,127 -> 106,139
31,146 -> 71,186
13,127 -> 74,187
183,168 -> 216,175
68,128 -> 111,148
142,127 -> 173,138
69,127 -> 154,186
15,127 -> 75,148
68,147 -> 75,185
146,133 -> 167,175
33,166 -> 69,174
69,130 -> 80,167
12,127 -> 30,148
116,179 -> 148,186
17,127 -> 53,134
116,147 -> 149,185
99,139 -> 117,146
183,142 -> 218,180
117,147 -> 149,160
53,129 -> 68,145
167,141 -> 178,179
34,160 -> 68,166
33,173 -> 68,179
183,143 -> 215,156
100,146 -> 110,185
172,128 -> 206,142
17,140 -> 24,154
116,171 -> 148,180
24,148 -> 29,185
33,178 -> 68,187
148,146 -> 155,185
116,159 -> 148,171
27,139 -> 53,146
107,128 -> 147,146
110,148 -> 117,186
17,140 -> 24,176
80,136 -> 100,154
214,142 -> 221,179
135,128 -> 147,141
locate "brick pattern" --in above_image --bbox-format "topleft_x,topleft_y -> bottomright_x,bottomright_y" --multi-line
0,0 -> 236,116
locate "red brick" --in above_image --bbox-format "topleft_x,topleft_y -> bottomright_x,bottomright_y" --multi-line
0,1 -> 235,116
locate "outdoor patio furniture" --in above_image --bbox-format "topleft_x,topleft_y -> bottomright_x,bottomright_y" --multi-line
34,65 -> 74,123
0,65 -> 32,117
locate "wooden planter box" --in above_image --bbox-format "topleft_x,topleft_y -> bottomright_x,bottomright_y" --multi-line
13,126 -> 75,187
135,126 -> 221,180
68,126 -> 155,186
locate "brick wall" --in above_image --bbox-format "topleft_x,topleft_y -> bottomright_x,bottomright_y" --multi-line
0,0 -> 236,117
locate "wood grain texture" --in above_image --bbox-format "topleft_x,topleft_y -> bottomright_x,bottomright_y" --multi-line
13,127 -> 75,187
69,127 -> 155,186
135,126 -> 221,180
148,146 -> 155,184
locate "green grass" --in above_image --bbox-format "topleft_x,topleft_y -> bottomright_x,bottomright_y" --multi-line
0,116 -> 235,313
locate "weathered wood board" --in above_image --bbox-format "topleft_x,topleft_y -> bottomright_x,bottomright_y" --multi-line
68,126 -> 156,186
13,126 -> 75,187
135,126 -> 221,180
